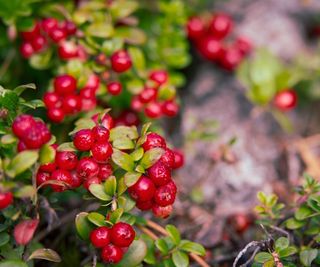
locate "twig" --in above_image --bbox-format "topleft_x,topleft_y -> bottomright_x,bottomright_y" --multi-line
232,241 -> 260,267
268,225 -> 291,241
138,225 -> 159,240
239,247 -> 260,267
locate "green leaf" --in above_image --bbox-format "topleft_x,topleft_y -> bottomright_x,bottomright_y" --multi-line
172,251 -> 189,267
307,195 -> 320,212
141,123 -> 151,136
114,240 -> 147,267
295,205 -> 313,220
86,22 -> 114,38
29,49 -> 52,70
285,218 -> 305,230
89,184 -> 112,201
158,85 -> 176,101
1,134 -> 17,145
109,208 -> 124,224
125,79 -> 144,94
140,148 -> 164,169
102,38 -> 124,55
39,144 -> 56,165
114,27 -> 146,45
128,47 -> 145,73
27,248 -> 61,262
179,240 -> 205,256
0,0 -> 34,25
141,234 -> 156,264
14,185 -> 35,199
0,232 -> 10,247
254,252 -> 273,263
110,126 -> 139,141
130,148 -> 144,161
75,212 -> 94,240
166,225 -> 181,245
13,83 -> 36,95
113,137 -> 135,150
7,150 -> 38,177
124,172 -> 141,187
118,196 -> 136,212
87,212 -> 106,227
0,260 -> 28,267
155,239 -> 169,255
300,249 -> 318,266
275,237 -> 289,251
109,0 -> 138,19
278,246 -> 297,258
104,176 -> 117,196
57,142 -> 76,152
112,149 -> 135,172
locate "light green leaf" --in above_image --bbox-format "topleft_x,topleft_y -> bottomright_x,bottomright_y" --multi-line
112,149 -> 135,172
124,172 -> 141,187
89,184 -> 112,201
179,240 -> 205,256
166,225 -> 181,245
172,251 -> 189,267
7,150 -> 38,176
75,212 -> 94,240
39,144 -> 56,165
254,252 -> 273,263
275,237 -> 289,251
140,148 -> 164,169
114,240 -> 147,267
27,248 -> 61,262
299,249 -> 318,267
87,212 -> 106,227
109,208 -> 124,224
0,260 -> 28,267
104,176 -> 117,196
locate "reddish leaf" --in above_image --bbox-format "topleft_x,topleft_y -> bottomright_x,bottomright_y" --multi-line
14,219 -> 39,245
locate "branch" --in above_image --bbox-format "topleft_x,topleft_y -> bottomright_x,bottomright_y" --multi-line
232,241 -> 260,267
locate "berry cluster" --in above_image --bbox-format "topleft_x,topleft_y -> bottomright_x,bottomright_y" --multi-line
131,70 -> 179,119
19,18 -> 80,60
273,89 -> 297,112
90,222 -> 135,264
128,133 -> 180,218
12,115 -> 51,151
187,13 -> 252,71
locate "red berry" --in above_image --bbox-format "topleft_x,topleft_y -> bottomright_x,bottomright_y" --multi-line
101,244 -> 123,264
159,148 -> 175,169
80,87 -> 96,99
55,151 -> 78,170
21,22 -> 40,41
110,50 -> 132,73
47,108 -> 65,123
58,41 -> 79,60
154,184 -> 176,206
131,96 -> 144,112
51,169 -> 72,192
83,176 -> 101,190
49,27 -> 67,43
83,74 -> 100,91
81,97 -> 97,111
76,157 -> 99,180
148,161 -> 171,186
43,92 -> 60,109
173,149 -> 184,169
162,101 -> 179,117
54,74 -> 77,96
12,115 -> 36,139
149,70 -> 168,86
116,110 -> 140,126
70,171 -> 83,188
274,89 -> 297,111
142,133 -> 166,151
139,87 -> 157,103
23,126 -> 47,149
35,121 -> 52,145
0,192 -> 13,210
152,204 -> 172,218
136,200 -> 153,211
31,35 -> 47,52
17,140 -> 27,152
101,113 -> 114,130
228,213 -> 252,234
20,42 -> 34,58
73,129 -> 94,151
107,81 -> 122,96
128,176 -> 156,202
145,102 -> 162,118
39,162 -> 56,173
110,222 -> 135,247
235,37 -> 252,56
91,143 -> 113,163
219,47 -> 243,71
197,36 -> 223,61
90,226 -> 111,248
187,16 -> 206,40
208,13 -> 233,39
36,171 -> 50,186
166,180 -> 177,195
41,18 -> 58,33
98,163 -> 113,181
92,126 -> 110,143
61,20 -> 77,36
62,95 -> 81,114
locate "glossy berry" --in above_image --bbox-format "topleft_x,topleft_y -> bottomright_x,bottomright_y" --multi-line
208,13 -> 233,39
80,87 -> 96,99
131,96 -> 144,112
21,22 -> 40,41
20,42 -> 34,58
76,157 -> 99,180
31,35 -> 47,52
128,176 -> 156,202
51,169 -> 72,192
54,75 -> 77,96
173,149 -> 184,169
110,222 -> 135,247
110,50 -> 132,73
81,97 -> 97,111
43,92 -> 60,109
47,108 -> 65,123
39,161 -> 56,173
139,87 -> 157,103
116,110 -> 140,126
0,192 -> 13,210
187,16 -> 206,40
154,184 -> 176,206
83,176 -> 101,190
107,82 -> 122,96
100,113 -> 114,130
148,161 -> 171,186
101,244 -> 123,264
61,20 -> 77,35
73,129 -> 94,151
17,140 -> 27,152
145,102 -> 162,118
12,115 -> 36,139
36,122 -> 52,144
92,126 -> 110,143
136,200 -> 153,211
41,18 -> 58,33
58,41 -> 78,60
91,143 -> 113,163
160,147 -> 175,169
70,172 -> 83,188
98,163 -> 113,181
23,124 -> 50,149
36,171 -> 50,186
162,101 -> 179,117
235,37 -> 252,56
83,74 -> 100,91
49,27 -> 67,43
90,226 -> 111,248
149,70 -> 168,86
55,151 -> 78,170
219,47 -> 243,71
62,95 -> 81,114
197,36 -> 223,61
166,180 -> 177,195
152,204 -> 172,219
142,133 -> 166,151
274,89 -> 297,111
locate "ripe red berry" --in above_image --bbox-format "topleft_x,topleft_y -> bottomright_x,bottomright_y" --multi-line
172,149 -> 184,169
41,18 -> 58,33
274,89 -> 297,111
43,92 -> 60,109
47,108 -> 65,123
116,110 -> 140,126
235,37 -> 252,56
55,151 -> 78,170
148,161 -> 171,186
51,169 -> 72,192
101,113 -> 114,130
36,121 -> 52,144
187,16 -> 206,40
62,95 -> 81,114
61,20 -> 77,36
208,13 -> 233,39
152,204 -> 173,219
21,22 -> 40,41
83,176 -> 101,190
162,101 -> 179,117
101,244 -> 123,264
98,163 -> 113,181
91,142 -> 113,163
83,74 -> 100,91
130,96 -> 144,112
23,127 -> 46,149
228,213 -> 252,234
31,35 -> 47,52
107,81 -> 122,96
197,36 -> 223,61
110,50 -> 132,73
39,161 -> 56,173
17,140 -> 27,152
49,27 -> 67,43
92,126 -> 110,143
0,192 -> 13,210
154,184 -> 176,206
139,87 -> 157,103
54,75 -> 77,96
81,97 -> 97,111
20,42 -> 34,58
110,222 -> 135,247
142,133 -> 166,151
70,171 -> 83,188
73,129 -> 94,151
166,180 -> 177,195
36,171 -> 50,186
76,157 -> 99,180
159,148 -> 175,169
145,102 -> 162,118
136,200 -> 153,211
12,115 -> 36,139
219,47 -> 243,71
128,176 -> 156,202
149,70 -> 168,86
58,41 -> 79,60
90,226 -> 111,248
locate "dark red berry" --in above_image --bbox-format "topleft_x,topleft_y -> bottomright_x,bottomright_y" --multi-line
116,110 -> 140,126
149,70 -> 168,86
90,226 -> 111,248
139,87 -> 157,103
274,89 -> 297,111
148,161 -> 171,186
43,92 -> 60,109
58,41 -> 78,60
197,36 -> 223,61
49,27 -> 67,43
61,20 -> 77,35
154,184 -> 176,206
41,18 -> 58,33
101,244 -> 123,264
73,129 -> 94,151
98,163 -> 113,181
91,142 -> 113,163
110,222 -> 135,247
162,101 -> 179,117
128,176 -> 156,202
131,96 -> 144,112
107,81 -> 122,96
21,22 -> 40,41
70,171 -> 83,188
23,127 -> 45,149
39,161 -> 56,172
110,50 -> 132,73
83,176 -> 101,190
20,42 -> 34,58
55,151 -> 78,170
187,16 -> 205,40
173,149 -> 184,169
219,47 -> 243,71
62,95 -> 81,114
31,35 -> 47,52
145,102 -> 162,118
208,13 -> 233,39
142,133 -> 166,151
76,157 -> 99,180
136,200 -> 153,211
166,180 -> 177,195
235,37 -> 252,56
54,75 -> 77,96
36,171 -> 50,186
0,192 -> 13,210
92,126 -> 110,143
159,148 -> 175,169
17,140 -> 27,152
152,204 -> 172,218
12,115 -> 36,139
80,87 -> 96,99
228,213 -> 252,234
47,108 -> 65,123
51,169 -> 72,192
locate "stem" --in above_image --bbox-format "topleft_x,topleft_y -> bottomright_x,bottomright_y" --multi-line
0,49 -> 15,80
